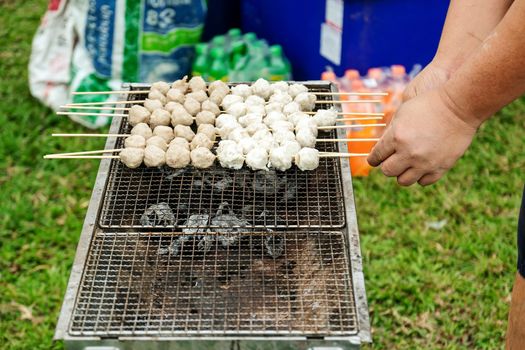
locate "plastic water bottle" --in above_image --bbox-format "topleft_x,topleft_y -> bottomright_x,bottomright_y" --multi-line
209,48 -> 228,81
192,43 -> 209,78
268,45 -> 290,80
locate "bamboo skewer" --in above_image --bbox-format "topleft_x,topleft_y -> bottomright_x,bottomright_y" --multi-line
56,111 -> 128,117
58,105 -> 385,118
336,116 -> 383,122
43,155 -> 120,159
72,90 -> 387,97
43,149 -> 123,158
316,138 -> 379,142
318,123 -> 386,130
64,100 -> 146,106
315,100 -> 381,104
45,153 -> 366,160
52,133 -> 129,137
59,106 -> 131,111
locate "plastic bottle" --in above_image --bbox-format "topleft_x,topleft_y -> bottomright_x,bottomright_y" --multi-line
268,45 -> 290,81
228,28 -> 242,41
340,69 -> 360,92
209,47 -> 229,81
211,35 -> 226,50
192,43 -> 209,78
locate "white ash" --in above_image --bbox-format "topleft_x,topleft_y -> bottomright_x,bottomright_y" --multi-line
264,235 -> 284,258
140,202 -> 175,226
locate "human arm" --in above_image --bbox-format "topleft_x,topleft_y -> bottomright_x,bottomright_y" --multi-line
368,0 -> 525,186
403,0 -> 514,101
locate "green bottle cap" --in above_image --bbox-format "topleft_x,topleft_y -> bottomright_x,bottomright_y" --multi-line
195,43 -> 207,54
243,32 -> 257,42
270,45 -> 283,56
228,28 -> 242,38
212,35 -> 226,47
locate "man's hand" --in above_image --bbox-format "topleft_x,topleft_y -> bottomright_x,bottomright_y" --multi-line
367,89 -> 479,186
402,62 -> 450,102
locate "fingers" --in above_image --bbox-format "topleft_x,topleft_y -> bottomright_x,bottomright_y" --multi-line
396,168 -> 426,187
380,154 -> 410,177
418,172 -> 443,186
367,128 -> 395,167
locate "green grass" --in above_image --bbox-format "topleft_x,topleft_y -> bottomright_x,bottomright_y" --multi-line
0,1 -> 524,349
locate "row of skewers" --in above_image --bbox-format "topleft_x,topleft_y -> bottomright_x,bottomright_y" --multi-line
46,77 -> 385,171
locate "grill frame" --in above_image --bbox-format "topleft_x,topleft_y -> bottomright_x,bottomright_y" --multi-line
54,81 -> 371,347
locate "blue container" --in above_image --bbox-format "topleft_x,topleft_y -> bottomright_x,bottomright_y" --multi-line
241,0 -> 449,80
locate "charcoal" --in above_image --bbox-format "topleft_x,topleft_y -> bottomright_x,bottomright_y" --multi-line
140,202 -> 175,226
212,202 -> 251,247
264,235 -> 284,258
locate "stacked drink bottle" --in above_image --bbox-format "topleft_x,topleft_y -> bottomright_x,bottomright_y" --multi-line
322,65 -> 418,176
192,28 -> 292,82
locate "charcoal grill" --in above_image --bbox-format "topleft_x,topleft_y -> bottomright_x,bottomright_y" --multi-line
55,81 -> 371,350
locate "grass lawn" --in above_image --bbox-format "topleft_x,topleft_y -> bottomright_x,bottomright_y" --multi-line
1,1 -> 524,349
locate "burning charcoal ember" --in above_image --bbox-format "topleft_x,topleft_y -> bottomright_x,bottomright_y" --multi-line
140,202 -> 175,226
264,235 -> 284,258
211,203 -> 251,247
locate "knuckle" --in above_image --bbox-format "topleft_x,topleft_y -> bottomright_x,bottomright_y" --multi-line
397,176 -> 414,187
381,162 -> 396,177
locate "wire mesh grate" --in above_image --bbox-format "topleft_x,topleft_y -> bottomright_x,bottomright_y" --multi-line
69,231 -> 357,336
98,86 -> 347,229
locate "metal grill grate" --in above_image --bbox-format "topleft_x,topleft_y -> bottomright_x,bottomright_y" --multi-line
69,231 -> 357,336
99,86 -> 346,229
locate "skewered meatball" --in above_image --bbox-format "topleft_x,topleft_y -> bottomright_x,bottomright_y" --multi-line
169,137 -> 190,151
217,140 -> 244,169
312,109 -> 338,127
151,81 -> 170,94
148,88 -> 167,104
146,135 -> 168,151
245,122 -> 268,136
246,148 -> 269,171
288,83 -> 309,98
220,94 -> 243,110
246,104 -> 266,115
251,78 -> 272,100
269,146 -> 293,171
144,98 -> 164,112
184,96 -> 201,116
201,100 -> 221,116
231,84 -> 252,99
144,145 -> 166,167
294,92 -> 317,111
252,130 -> 277,151
265,102 -> 283,114
208,80 -> 230,96
288,112 -> 310,127
296,129 -> 317,148
124,134 -> 146,148
149,108 -> 171,128
269,91 -> 292,105
238,137 -> 257,155
273,130 -> 296,145
190,133 -> 214,150
190,147 -> 216,169
225,102 -> 246,118
264,111 -> 286,127
217,120 -> 241,139
271,81 -> 289,94
187,90 -> 208,103
129,105 -> 150,126
283,101 -> 301,115
166,146 -> 191,168
171,76 -> 189,93
270,120 -> 295,133
174,125 -> 195,141
239,113 -> 263,128
296,118 -> 318,136
208,90 -> 226,105
166,89 -> 185,104
195,110 -> 215,126
245,95 -> 265,106
295,147 -> 319,171
130,122 -> 152,139
215,114 -> 237,128
197,124 -> 216,142
119,147 -> 144,168
164,101 -> 179,113
281,140 -> 301,158
227,127 -> 249,143
152,125 -> 174,143
189,76 -> 207,92
170,104 -> 194,126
